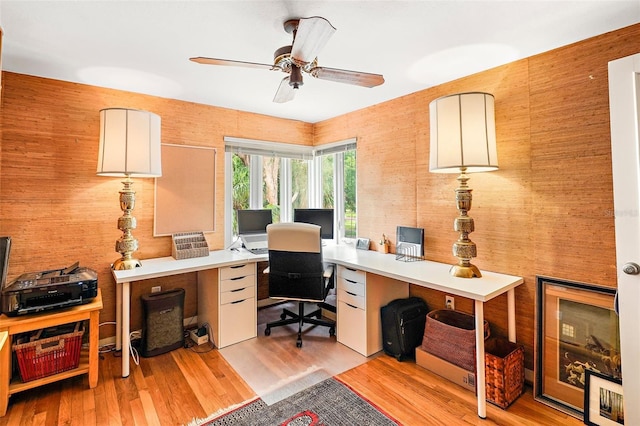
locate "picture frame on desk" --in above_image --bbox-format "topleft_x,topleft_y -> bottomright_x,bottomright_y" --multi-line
355,238 -> 370,250
584,370 -> 624,425
534,276 -> 620,419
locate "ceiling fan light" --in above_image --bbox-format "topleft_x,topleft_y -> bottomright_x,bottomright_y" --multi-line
289,65 -> 304,89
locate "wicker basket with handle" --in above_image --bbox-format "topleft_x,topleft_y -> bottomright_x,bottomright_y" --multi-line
421,309 -> 489,372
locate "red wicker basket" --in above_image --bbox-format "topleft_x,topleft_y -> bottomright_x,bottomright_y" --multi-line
13,322 -> 84,382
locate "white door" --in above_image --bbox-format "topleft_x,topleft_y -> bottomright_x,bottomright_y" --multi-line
609,52 -> 640,425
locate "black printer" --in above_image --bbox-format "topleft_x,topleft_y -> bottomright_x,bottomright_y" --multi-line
0,237 -> 98,316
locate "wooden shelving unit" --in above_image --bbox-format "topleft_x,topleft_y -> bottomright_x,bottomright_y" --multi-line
0,290 -> 102,416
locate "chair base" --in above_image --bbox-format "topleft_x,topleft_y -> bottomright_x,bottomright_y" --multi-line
264,301 -> 336,348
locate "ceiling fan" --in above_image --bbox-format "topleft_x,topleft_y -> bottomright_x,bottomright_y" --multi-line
190,16 -> 385,103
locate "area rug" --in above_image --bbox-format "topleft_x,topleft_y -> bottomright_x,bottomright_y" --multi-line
193,377 -> 399,425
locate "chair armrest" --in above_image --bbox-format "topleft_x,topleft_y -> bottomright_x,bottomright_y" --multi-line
323,264 -> 334,279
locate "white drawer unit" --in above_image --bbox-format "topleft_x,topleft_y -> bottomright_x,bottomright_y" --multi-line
197,262 -> 257,348
336,265 -> 409,356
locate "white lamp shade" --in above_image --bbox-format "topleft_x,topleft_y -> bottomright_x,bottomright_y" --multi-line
429,92 -> 498,173
97,108 -> 162,177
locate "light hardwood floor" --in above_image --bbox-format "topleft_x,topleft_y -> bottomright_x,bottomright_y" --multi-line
1,345 -> 584,425
0,307 -> 584,426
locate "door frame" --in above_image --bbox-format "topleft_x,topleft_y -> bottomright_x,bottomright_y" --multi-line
609,52 -> 640,425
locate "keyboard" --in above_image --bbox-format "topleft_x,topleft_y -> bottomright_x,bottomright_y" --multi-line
250,247 -> 268,255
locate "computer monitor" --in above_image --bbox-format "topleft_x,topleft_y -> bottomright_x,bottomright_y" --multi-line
236,209 -> 273,235
293,208 -> 334,240
396,226 -> 424,257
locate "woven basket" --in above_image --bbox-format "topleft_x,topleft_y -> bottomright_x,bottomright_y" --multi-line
421,309 -> 489,372
13,322 -> 84,382
485,337 -> 524,409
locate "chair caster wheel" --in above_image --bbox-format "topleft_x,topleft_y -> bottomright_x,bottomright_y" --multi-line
296,340 -> 302,348
329,327 -> 335,337
265,328 -> 271,336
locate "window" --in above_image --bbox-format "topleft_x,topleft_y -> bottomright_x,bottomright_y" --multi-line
224,137 -> 356,246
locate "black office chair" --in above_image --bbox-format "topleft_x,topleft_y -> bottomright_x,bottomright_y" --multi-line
264,222 -> 336,348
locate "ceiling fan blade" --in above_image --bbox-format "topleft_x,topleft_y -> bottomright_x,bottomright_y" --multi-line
291,17 -> 336,64
273,77 -> 296,103
190,57 -> 276,70
310,67 -> 385,88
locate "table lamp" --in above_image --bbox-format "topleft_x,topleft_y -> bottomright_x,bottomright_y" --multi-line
429,92 -> 498,278
97,108 -> 162,270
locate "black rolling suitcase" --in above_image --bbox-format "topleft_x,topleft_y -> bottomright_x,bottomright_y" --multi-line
381,297 -> 428,361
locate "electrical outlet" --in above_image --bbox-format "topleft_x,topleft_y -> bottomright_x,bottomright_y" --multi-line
151,286 -> 161,293
445,295 -> 455,310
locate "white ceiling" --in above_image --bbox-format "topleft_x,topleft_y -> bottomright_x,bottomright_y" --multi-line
1,1 -> 639,123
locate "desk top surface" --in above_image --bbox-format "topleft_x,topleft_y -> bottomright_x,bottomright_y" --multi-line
112,245 -> 523,302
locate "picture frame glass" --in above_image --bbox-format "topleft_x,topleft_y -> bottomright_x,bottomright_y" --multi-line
535,277 -> 621,418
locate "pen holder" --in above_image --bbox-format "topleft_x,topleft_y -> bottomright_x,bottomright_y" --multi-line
378,243 -> 389,254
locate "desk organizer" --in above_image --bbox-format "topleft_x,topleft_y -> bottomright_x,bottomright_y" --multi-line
13,322 -> 84,382
172,232 -> 209,260
395,242 -> 424,262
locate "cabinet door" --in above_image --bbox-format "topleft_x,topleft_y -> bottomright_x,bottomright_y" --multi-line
337,300 -> 367,356
219,297 -> 256,348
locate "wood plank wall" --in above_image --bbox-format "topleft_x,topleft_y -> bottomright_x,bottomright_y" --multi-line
315,23 -> 640,369
1,23 -> 639,371
0,77 -> 313,336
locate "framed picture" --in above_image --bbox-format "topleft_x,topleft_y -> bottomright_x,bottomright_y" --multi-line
584,370 -> 624,425
534,276 -> 620,418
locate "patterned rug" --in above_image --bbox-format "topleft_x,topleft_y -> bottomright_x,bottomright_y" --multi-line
194,377 -> 399,425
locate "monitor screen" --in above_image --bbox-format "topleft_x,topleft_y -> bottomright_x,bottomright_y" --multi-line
396,226 -> 424,256
293,208 -> 334,240
236,209 -> 273,235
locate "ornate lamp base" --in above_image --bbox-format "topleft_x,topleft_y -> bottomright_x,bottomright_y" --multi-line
450,262 -> 482,278
449,168 -> 482,278
111,175 -> 142,270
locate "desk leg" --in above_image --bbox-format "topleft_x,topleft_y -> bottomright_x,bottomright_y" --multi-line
475,300 -> 487,419
116,282 -> 122,351
0,332 -> 9,416
507,289 -> 516,342
121,282 -> 130,378
88,309 -> 99,388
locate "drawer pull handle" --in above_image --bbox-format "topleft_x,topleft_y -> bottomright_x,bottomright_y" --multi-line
230,276 -> 246,281
230,264 -> 246,269
345,267 -> 357,272
346,291 -> 357,296
345,279 -> 357,284
231,288 -> 246,292
346,303 -> 358,309
231,299 -> 246,304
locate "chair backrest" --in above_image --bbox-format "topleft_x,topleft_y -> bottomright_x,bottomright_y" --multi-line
267,222 -> 325,302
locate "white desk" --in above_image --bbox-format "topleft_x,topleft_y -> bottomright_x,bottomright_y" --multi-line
111,244 -> 523,419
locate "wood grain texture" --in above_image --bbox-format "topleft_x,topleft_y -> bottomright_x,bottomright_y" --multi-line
0,342 -> 582,425
1,23 -> 640,375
